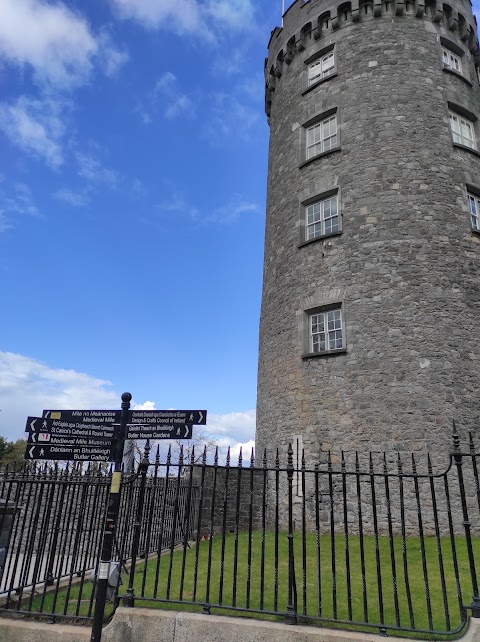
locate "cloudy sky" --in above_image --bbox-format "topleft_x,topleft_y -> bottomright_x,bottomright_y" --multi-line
0,0 -> 289,455
1,0 -> 479,457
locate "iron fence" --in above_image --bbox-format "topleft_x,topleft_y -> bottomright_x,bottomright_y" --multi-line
118,430 -> 480,637
0,428 -> 479,637
0,458 -> 196,623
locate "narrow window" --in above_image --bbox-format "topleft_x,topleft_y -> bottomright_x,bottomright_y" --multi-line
306,114 -> 338,159
468,192 -> 480,231
310,308 -> 344,353
442,47 -> 462,74
449,112 -> 476,149
305,194 -> 339,240
308,52 -> 335,85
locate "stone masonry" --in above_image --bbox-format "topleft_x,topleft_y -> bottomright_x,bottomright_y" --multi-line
256,0 -> 480,469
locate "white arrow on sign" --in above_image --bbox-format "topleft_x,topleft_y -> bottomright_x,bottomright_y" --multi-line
199,411 -> 203,424
30,433 -> 36,443
44,411 -> 50,419
184,426 -> 189,437
29,418 -> 38,432
29,446 -> 35,458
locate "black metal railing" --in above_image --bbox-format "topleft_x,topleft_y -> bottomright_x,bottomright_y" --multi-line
117,431 -> 480,637
0,457 -> 195,623
0,428 -> 479,637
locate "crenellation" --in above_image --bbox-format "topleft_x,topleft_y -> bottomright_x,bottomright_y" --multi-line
265,0 -> 479,108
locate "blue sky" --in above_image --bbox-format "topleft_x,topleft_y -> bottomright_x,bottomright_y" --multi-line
0,0 -> 287,453
1,0 -> 479,455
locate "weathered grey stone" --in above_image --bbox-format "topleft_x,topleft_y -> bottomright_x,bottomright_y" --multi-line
257,0 -> 480,469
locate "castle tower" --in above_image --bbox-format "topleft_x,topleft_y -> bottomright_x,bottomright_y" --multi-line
257,0 -> 480,463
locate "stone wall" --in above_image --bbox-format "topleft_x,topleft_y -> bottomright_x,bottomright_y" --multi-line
257,0 -> 480,464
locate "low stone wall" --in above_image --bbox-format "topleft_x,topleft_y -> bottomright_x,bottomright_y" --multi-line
1,610 -> 479,642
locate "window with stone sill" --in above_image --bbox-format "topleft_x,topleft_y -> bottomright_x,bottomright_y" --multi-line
310,308 -> 344,354
468,192 -> 480,231
442,47 -> 462,74
306,114 -> 338,159
308,52 -> 335,86
305,194 -> 339,241
449,112 -> 476,150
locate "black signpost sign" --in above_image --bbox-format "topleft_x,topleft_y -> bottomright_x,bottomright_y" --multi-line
129,409 -> 206,426
26,416 -> 117,439
25,444 -> 115,462
23,396 -> 208,642
126,425 -> 193,440
42,409 -> 121,424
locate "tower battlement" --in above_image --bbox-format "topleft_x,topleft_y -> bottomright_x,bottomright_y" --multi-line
265,0 -> 479,117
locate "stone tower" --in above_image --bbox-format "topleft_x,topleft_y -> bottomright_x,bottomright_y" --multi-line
256,0 -> 480,464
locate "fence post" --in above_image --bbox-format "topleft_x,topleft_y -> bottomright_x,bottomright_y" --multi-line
452,421 -> 480,617
90,392 -> 131,642
285,443 -> 297,625
123,440 -> 150,607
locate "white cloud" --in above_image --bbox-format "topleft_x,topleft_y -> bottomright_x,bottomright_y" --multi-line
97,31 -> 129,78
207,410 -> 255,445
0,0 -> 126,89
137,73 -> 194,124
76,151 -> 119,188
54,188 -> 89,207
204,0 -> 255,29
133,401 -> 156,410
0,352 -> 118,440
109,0 -> 255,38
206,195 -> 259,224
154,72 -> 194,119
156,191 -> 200,218
132,178 -> 147,199
203,92 -> 259,144
109,0 -> 207,36
0,2 -> 127,169
155,188 -> 258,225
219,438 -> 256,464
0,182 -> 41,230
0,95 -> 66,167
0,210 -> 12,233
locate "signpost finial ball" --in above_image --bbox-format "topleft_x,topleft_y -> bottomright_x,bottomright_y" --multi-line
121,392 -> 132,403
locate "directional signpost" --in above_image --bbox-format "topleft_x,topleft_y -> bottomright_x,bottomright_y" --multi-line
129,409 -> 206,426
25,444 -> 115,462
26,416 -> 117,439
42,409 -> 121,424
126,425 -> 193,440
22,396 -> 208,642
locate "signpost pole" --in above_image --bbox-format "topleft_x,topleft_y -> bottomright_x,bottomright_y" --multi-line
90,392 -> 131,642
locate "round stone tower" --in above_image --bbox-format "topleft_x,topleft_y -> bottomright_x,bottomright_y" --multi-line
256,0 -> 480,463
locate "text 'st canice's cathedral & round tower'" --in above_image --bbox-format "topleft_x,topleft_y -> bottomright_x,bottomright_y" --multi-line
256,0 -> 480,462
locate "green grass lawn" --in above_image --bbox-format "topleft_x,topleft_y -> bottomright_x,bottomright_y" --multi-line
28,531 -> 479,636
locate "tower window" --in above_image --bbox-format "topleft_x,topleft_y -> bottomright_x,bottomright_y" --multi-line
442,47 -> 462,74
310,308 -> 344,353
468,192 -> 480,231
449,112 -> 476,150
306,115 -> 337,159
308,52 -> 335,85
305,195 -> 339,240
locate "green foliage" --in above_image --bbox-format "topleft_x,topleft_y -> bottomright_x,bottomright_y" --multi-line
0,436 -> 27,468
32,532 -> 478,638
